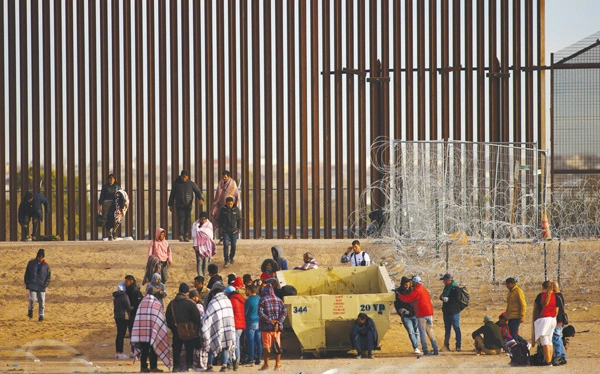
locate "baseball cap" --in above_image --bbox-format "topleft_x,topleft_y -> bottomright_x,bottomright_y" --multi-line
503,277 -> 517,285
412,276 -> 423,283
439,273 -> 453,281
484,315 -> 493,323
224,286 -> 236,294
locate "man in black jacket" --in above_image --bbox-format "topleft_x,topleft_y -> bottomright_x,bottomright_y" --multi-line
166,283 -> 202,372
168,170 -> 204,242
396,276 -> 421,354
24,249 -> 51,321
124,275 -> 144,338
218,197 -> 242,267
439,273 -> 462,352
18,192 -> 51,241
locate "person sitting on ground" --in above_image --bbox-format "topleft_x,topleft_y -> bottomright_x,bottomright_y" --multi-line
260,259 -> 279,281
206,264 -> 223,290
472,315 -> 503,355
146,273 -> 167,308
349,313 -> 378,359
496,312 -> 513,349
293,252 -> 319,270
271,245 -> 288,271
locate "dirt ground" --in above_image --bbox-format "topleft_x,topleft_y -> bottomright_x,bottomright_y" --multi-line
0,238 -> 598,374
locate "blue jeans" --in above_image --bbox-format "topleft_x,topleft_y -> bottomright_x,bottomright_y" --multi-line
245,323 -> 262,361
223,232 -> 238,262
508,319 -> 528,344
208,349 -> 230,368
401,316 -> 420,349
352,331 -> 376,355
230,329 -> 243,365
553,325 -> 566,359
443,313 -> 462,349
417,316 -> 439,354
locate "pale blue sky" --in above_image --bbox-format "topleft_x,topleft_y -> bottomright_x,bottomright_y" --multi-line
546,0 -> 600,57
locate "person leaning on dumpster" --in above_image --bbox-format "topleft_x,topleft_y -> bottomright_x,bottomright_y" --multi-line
341,240 -> 371,266
472,315 -> 503,355
350,313 -> 378,359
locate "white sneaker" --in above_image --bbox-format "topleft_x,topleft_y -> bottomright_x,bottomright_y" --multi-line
115,353 -> 129,359
414,348 -> 422,354
527,343 -> 532,351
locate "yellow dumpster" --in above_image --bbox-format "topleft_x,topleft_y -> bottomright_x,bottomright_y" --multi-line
276,266 -> 396,357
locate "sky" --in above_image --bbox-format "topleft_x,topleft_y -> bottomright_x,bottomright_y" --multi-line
545,0 -> 600,57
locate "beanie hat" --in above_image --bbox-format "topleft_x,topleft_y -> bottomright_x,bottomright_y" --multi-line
188,289 -> 199,298
36,248 -> 45,258
179,283 -> 190,293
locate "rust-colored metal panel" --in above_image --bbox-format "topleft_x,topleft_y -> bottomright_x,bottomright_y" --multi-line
239,0 -> 249,237
77,0 -> 87,239
228,0 -> 238,180
276,0 -> 285,238
264,0 -> 274,239
477,0 -> 486,142
66,0 -> 76,240
501,0 -> 510,142
123,0 -> 134,237
441,0 -> 449,140
112,0 -> 121,185
182,0 -> 191,176
170,0 -> 179,193
252,0 -> 261,238
135,0 -> 147,239
453,0 -> 461,141
159,0 -> 169,233
193,0 -> 203,232
357,0 -> 367,235
288,0 -> 298,238
88,0 -> 98,238
31,0 -> 40,198
8,0 -> 17,240
393,0 -> 402,140
205,0 -> 215,230
310,0 -> 320,238
0,0 -> 5,240
54,0 -> 64,239
525,0 -> 534,143
537,0 -> 546,151
217,0 -> 225,175
465,0 -> 474,141
512,0 -> 522,143
334,0 -> 344,238
346,0 -> 355,237
404,0 -> 414,140
489,0 -> 499,142
429,0 -> 438,142
322,0 -> 332,238
299,0 -> 309,238
417,0 -> 425,140
20,0 -> 29,197
100,0 -> 109,182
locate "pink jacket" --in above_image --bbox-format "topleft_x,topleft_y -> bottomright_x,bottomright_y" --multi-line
148,228 -> 172,262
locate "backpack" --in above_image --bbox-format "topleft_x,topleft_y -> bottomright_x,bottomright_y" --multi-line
529,345 -> 545,366
455,286 -> 470,310
508,341 -> 530,366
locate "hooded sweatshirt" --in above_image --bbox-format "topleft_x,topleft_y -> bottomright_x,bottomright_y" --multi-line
114,282 -> 133,320
146,273 -> 167,306
271,245 -> 288,271
148,228 -> 172,262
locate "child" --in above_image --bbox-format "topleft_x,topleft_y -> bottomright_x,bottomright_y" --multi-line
113,282 -> 132,359
244,284 -> 262,366
260,259 -> 278,281
146,273 -> 167,307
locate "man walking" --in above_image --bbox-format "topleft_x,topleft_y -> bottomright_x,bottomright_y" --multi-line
504,277 -> 529,346
166,283 -> 202,372
168,170 -> 204,242
439,273 -> 462,352
24,248 -> 51,321
18,192 -> 50,241
218,197 -> 242,267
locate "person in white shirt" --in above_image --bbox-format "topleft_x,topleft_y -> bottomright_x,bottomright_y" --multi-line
341,240 -> 371,266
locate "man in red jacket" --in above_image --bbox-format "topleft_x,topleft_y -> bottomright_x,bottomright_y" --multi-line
397,276 -> 439,355
225,285 -> 246,370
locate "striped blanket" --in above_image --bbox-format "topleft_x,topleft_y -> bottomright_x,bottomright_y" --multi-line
131,294 -> 171,369
201,293 -> 236,358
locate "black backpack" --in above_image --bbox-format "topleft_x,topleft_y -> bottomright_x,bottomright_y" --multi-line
508,341 -> 530,366
529,345 -> 545,366
455,286 -> 470,310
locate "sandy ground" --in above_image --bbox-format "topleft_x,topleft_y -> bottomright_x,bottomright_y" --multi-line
0,238 -> 598,374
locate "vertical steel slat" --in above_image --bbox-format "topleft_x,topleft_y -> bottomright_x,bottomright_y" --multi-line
512,0 -> 522,142
31,0 -> 41,197
405,0 -> 414,140
159,0 -> 169,233
501,0 -> 509,142
489,0 -> 499,142
334,0 -> 343,238
252,0 -> 261,238
465,0 -> 474,141
182,0 -> 191,176
54,0 -> 64,238
88,0 -> 98,238
8,0 -> 17,240
276,0 -> 285,238
417,0 -> 425,139
0,0 -> 6,239
429,0 -> 438,140
100,0 -> 109,182
299,0 -> 309,238
357,0 -> 366,235
310,0 -> 320,238
170,0 -> 179,192
205,0 -> 215,230
20,0 -> 29,196
135,0 -> 146,238
322,0 -> 331,238
381,0 -> 390,158
393,0 -> 402,140
77,0 -> 87,238
239,0 -> 249,237
477,0 -> 486,141
452,0 -> 461,141
147,0 -> 157,238
441,0 -> 449,140
525,0 -> 533,143
264,0 -> 273,238
193,0 -> 203,231
346,0 -> 356,236
537,0 -> 546,150
112,0 -> 121,184
42,1 -> 54,235
217,0 -> 225,175
123,0 -> 134,237
287,0 -> 298,238
228,0 -> 238,179
66,0 -> 76,240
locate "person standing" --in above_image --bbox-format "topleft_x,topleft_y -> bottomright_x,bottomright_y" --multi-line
504,277 -> 529,346
533,281 -> 558,366
124,275 -> 144,338
218,197 -> 242,267
341,240 -> 371,266
201,283 -> 236,372
258,283 -> 287,371
113,282 -> 132,359
105,188 -> 129,240
552,281 -> 568,366
471,315 -> 503,355
131,293 -> 172,372
168,170 -> 204,242
98,174 -> 119,240
191,212 -> 216,277
211,170 -> 240,233
395,276 -> 421,354
225,285 -> 246,370
24,249 -> 51,321
18,192 -> 51,242
397,276 -> 439,356
244,284 -> 262,366
148,228 -> 172,284
438,273 -> 462,352
349,313 -> 379,359
166,283 -> 202,372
